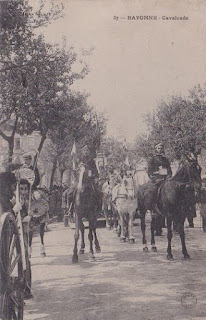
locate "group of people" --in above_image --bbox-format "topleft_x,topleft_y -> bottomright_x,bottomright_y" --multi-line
59,141 -> 203,236
1,141 -> 206,300
0,142 -> 202,237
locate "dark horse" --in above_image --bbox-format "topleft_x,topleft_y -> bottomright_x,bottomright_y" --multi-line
72,165 -> 101,263
138,160 -> 201,260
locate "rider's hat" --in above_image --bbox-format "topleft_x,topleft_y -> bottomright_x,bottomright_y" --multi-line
155,142 -> 164,149
81,144 -> 90,152
23,152 -> 32,160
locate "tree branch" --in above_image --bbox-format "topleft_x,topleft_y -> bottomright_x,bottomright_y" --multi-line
0,128 -> 10,142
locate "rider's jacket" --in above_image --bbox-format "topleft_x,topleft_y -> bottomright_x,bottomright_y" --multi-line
69,158 -> 99,193
76,158 -> 99,186
147,154 -> 172,181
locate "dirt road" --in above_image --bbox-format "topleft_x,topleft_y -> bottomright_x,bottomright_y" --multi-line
24,215 -> 206,320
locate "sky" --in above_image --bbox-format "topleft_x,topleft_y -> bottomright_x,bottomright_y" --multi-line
34,0 -> 206,142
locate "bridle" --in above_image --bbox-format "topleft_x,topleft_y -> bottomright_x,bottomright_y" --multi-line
117,175 -> 136,200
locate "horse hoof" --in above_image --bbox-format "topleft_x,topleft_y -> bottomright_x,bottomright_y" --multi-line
129,239 -> 135,244
106,226 -> 111,230
182,254 -> 191,260
120,238 -> 126,243
167,254 -> 174,261
117,233 -> 121,238
96,247 -> 101,253
143,247 -> 149,252
89,255 -> 95,262
79,249 -> 84,254
151,246 -> 157,252
72,256 -> 78,263
113,228 -> 117,233
40,252 -> 46,257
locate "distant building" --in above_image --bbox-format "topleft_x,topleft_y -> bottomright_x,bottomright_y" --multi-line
0,131 -> 62,188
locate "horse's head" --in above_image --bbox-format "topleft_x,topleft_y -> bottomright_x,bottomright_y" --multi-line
123,175 -> 136,199
174,160 -> 202,192
187,160 -> 202,192
102,181 -> 112,196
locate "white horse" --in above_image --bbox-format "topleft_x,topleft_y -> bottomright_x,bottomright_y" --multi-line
113,173 -> 138,243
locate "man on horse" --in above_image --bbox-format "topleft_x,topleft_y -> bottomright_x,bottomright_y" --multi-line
147,142 -> 172,235
67,144 -> 101,218
147,142 -> 172,182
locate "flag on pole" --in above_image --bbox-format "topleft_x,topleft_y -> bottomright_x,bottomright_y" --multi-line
71,142 -> 77,170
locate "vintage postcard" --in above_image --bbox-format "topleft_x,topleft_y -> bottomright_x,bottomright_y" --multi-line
0,1 -> 206,319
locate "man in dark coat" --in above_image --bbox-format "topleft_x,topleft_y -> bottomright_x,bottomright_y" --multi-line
147,142 -> 172,235
147,142 -> 172,182
67,144 -> 101,217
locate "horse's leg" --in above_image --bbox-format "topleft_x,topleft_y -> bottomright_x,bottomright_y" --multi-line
93,228 -> 101,253
72,212 -> 79,263
40,223 -> 46,257
128,212 -> 135,243
125,215 -> 129,238
108,206 -> 113,229
151,214 -> 157,252
120,213 -> 126,242
88,223 -> 95,261
140,211 -> 148,251
179,219 -> 190,260
79,220 -> 85,254
166,216 -> 174,260
105,205 -> 111,230
112,205 -> 118,233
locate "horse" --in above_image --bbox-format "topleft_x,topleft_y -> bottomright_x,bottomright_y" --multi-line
113,172 -> 138,243
138,160 -> 202,260
72,165 -> 101,263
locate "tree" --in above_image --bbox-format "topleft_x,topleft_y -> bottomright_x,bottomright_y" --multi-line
0,1 -> 89,161
134,84 -> 206,162
101,137 -> 139,170
0,0 -> 64,159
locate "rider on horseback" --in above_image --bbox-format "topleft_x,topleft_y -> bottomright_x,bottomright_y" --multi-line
147,142 -> 172,235
67,144 -> 101,219
147,142 -> 172,182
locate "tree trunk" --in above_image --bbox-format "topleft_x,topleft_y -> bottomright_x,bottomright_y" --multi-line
38,133 -> 47,154
8,137 -> 14,162
0,115 -> 18,163
50,157 -> 58,189
59,169 -> 64,186
33,132 -> 47,167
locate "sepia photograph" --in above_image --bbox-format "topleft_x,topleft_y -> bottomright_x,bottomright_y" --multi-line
0,0 -> 206,319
